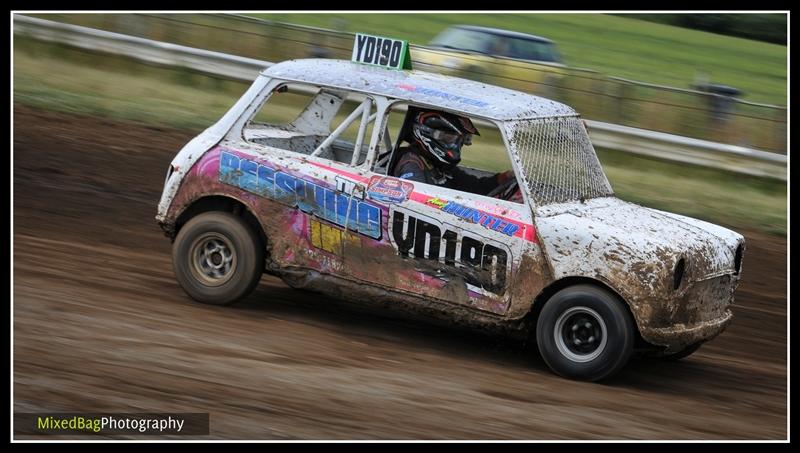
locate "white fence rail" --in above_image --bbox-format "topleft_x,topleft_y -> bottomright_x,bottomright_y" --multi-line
13,14 -> 787,181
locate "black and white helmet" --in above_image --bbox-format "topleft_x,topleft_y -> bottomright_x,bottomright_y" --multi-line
411,111 -> 479,169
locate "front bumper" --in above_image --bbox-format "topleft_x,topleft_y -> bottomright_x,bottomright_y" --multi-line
634,273 -> 739,352
640,309 -> 733,352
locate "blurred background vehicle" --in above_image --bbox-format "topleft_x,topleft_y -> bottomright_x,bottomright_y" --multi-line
413,25 -> 566,97
22,13 -> 786,155
12,12 -> 787,230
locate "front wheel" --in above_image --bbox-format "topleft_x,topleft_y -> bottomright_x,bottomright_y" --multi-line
536,285 -> 635,381
172,211 -> 264,305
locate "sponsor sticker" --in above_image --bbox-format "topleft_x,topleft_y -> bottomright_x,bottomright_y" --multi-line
395,83 -> 490,108
425,197 -> 520,237
219,150 -> 382,240
367,176 -> 414,204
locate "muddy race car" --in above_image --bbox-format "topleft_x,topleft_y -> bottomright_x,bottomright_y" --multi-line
156,35 -> 745,381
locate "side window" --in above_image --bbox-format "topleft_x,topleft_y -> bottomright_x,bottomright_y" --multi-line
243,83 -> 377,166
376,104 -> 520,203
460,121 -> 514,175
491,37 -> 511,58
372,104 -> 408,174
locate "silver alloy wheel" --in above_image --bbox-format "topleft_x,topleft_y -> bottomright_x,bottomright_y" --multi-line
189,233 -> 237,286
554,306 -> 608,363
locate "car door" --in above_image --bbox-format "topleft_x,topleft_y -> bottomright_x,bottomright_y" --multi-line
355,105 -> 544,317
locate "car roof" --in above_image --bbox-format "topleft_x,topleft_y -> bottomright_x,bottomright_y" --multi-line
262,59 -> 576,121
449,25 -> 555,44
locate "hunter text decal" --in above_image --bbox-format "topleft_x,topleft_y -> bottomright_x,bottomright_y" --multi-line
425,197 -> 520,237
396,84 -> 489,108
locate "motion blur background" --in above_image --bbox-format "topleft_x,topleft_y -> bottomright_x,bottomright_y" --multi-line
14,12 -> 788,234
13,12 -> 788,440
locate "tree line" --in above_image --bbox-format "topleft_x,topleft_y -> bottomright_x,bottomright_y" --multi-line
616,14 -> 786,45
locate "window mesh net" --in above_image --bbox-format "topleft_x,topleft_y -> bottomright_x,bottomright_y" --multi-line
504,116 -> 613,206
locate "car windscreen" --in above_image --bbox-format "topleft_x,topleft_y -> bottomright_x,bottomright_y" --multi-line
504,116 -> 613,206
505,37 -> 561,63
429,28 -> 493,54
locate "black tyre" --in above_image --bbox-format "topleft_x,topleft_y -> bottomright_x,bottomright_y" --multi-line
536,284 -> 635,381
663,342 -> 703,361
172,211 -> 264,305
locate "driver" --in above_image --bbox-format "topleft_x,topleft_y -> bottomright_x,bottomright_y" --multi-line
391,110 -> 515,196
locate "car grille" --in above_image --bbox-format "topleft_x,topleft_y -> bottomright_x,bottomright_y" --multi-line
681,274 -> 737,324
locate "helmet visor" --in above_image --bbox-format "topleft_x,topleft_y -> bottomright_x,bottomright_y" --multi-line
427,127 -> 466,147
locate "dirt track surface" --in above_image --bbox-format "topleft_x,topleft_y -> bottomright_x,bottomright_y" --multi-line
13,106 -> 787,440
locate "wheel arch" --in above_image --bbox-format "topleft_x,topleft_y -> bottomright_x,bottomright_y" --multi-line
173,195 -> 268,254
525,276 -> 643,343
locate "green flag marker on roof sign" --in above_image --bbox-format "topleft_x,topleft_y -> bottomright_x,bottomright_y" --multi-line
351,33 -> 413,71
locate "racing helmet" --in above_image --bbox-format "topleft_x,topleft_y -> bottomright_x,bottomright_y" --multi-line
411,110 -> 479,169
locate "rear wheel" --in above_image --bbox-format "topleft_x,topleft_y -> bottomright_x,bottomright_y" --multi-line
172,211 -> 264,305
536,285 -> 635,381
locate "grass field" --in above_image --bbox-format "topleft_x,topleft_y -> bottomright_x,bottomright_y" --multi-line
13,40 -> 786,236
250,13 -> 787,106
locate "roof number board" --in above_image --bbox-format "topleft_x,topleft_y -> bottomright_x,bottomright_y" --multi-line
352,33 -> 412,70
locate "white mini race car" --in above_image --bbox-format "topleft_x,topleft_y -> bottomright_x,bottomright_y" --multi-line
156,35 -> 744,381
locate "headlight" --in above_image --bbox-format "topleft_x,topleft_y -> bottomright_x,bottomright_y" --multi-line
734,244 -> 744,275
164,164 -> 175,190
673,258 -> 686,290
